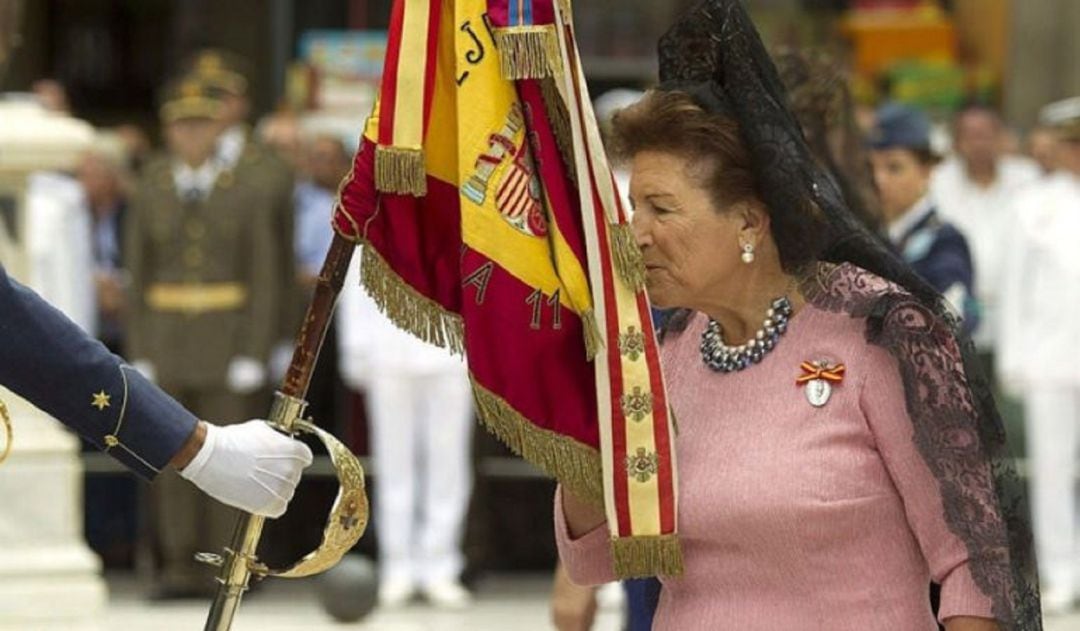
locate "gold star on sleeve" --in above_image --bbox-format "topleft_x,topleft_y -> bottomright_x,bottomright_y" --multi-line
91,390 -> 112,411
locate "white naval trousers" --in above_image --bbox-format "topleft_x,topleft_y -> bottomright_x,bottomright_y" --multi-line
1024,386 -> 1080,593
367,368 -> 474,586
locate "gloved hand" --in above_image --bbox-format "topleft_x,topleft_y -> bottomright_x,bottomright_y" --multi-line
226,356 -> 267,394
179,420 -> 314,518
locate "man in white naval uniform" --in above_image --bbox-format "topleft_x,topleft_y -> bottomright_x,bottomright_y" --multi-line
338,252 -> 474,609
930,105 -> 1040,351
998,97 -> 1080,615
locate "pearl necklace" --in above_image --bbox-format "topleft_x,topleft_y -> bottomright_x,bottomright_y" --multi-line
700,297 -> 793,373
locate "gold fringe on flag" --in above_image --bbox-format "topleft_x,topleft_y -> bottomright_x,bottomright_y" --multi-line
374,146 -> 427,196
539,77 -> 576,184
611,534 -> 684,579
359,244 -> 464,354
609,223 -> 647,292
580,308 -> 604,362
471,378 -> 604,507
494,26 -> 562,80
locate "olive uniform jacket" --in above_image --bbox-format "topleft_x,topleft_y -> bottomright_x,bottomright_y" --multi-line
125,149 -> 282,390
224,134 -> 299,343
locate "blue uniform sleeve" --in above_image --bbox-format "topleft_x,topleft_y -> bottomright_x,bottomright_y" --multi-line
919,226 -> 979,335
0,264 -> 197,479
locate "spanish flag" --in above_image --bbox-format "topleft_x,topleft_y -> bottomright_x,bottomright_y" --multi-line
334,0 -> 681,578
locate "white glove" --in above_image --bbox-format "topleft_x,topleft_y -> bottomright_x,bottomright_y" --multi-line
131,360 -> 157,383
179,420 -> 314,518
226,356 -> 267,394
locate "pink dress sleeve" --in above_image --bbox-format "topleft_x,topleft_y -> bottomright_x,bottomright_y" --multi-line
859,344 -> 996,624
552,486 -> 617,586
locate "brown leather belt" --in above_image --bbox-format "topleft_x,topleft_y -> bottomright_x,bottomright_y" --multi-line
146,282 -> 247,314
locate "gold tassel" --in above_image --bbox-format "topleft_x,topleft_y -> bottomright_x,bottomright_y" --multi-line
580,308 -> 604,361
494,26 -> 562,80
539,77 -> 577,186
471,378 -> 604,507
611,535 -> 684,579
359,245 -> 464,354
374,146 -> 427,196
610,223 -> 647,292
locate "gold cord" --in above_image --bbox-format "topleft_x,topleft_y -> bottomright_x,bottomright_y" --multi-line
0,398 -> 12,464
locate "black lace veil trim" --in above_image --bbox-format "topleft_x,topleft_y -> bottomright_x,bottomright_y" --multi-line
656,2 -> 1040,628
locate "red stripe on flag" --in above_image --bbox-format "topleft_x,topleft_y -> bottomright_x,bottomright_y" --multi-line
378,0 -> 407,146
515,81 -> 590,266
615,163 -> 676,534
421,0 -> 441,136
506,182 -> 530,217
636,289 -> 675,534
589,177 -> 631,537
565,45 -> 632,537
497,169 -> 523,201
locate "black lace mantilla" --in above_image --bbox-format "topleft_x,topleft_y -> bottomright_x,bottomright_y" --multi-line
657,1 -> 1040,628
802,263 -> 1040,629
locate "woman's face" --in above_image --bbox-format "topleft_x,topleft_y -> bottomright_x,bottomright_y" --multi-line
870,148 -> 931,222
629,150 -> 744,310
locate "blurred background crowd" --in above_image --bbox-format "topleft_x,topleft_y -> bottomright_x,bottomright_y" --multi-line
2,0 -> 1080,627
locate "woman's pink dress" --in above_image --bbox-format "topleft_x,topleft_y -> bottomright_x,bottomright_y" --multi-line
555,304 -> 996,630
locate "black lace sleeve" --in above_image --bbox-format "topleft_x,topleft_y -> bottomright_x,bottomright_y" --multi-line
802,263 -> 1040,629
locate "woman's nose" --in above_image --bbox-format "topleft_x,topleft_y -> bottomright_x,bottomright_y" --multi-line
631,213 -> 651,248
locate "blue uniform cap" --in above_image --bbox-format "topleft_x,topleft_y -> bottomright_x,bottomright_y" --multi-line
869,103 -> 932,151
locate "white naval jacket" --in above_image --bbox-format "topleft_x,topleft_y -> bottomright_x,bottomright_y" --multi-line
997,171 -> 1080,390
931,155 -> 1040,348
336,246 -> 466,390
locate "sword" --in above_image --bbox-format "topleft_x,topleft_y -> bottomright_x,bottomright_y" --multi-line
201,234 -> 368,630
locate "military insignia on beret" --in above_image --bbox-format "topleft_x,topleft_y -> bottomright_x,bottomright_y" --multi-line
196,52 -> 225,74
180,79 -> 203,99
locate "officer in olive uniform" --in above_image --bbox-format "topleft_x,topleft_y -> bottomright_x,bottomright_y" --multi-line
126,77 -> 283,596
186,49 -> 299,374
0,0 -> 309,593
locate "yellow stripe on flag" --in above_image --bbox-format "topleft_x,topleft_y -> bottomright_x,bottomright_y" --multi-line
392,0 -> 433,149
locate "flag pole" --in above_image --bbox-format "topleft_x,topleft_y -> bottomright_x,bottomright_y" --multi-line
203,234 -> 356,631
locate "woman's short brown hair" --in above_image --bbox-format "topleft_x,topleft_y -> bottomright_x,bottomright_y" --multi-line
611,89 -> 826,273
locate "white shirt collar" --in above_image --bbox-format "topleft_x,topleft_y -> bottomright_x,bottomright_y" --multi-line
887,195 -> 935,244
173,160 -> 221,200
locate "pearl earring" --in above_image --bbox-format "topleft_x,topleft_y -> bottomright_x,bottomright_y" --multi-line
741,242 -> 755,264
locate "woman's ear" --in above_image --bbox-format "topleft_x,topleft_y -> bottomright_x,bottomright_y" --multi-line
736,198 -> 770,245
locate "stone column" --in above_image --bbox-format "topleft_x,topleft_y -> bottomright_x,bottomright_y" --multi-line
0,101 -> 107,629
0,393 -> 108,630
1006,0 -> 1080,127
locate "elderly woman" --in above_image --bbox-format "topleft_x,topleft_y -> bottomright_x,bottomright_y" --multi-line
554,2 -> 1039,631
